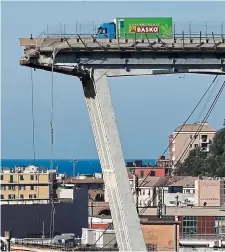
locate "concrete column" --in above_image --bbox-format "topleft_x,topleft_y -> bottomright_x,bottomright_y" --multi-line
174,224 -> 178,252
81,69 -> 146,251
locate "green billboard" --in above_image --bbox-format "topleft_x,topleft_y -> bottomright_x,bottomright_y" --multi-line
116,17 -> 173,39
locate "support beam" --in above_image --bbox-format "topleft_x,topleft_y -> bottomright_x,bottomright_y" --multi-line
81,69 -> 146,251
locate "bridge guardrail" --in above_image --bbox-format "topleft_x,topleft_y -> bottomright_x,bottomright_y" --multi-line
38,21 -> 225,39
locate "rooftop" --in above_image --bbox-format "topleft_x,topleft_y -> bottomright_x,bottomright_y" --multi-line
0,165 -> 56,174
143,206 -> 225,216
174,122 -> 216,133
137,177 -> 173,187
65,177 -> 104,184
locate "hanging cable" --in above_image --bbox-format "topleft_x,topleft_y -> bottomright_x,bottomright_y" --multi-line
30,68 -> 36,165
198,76 -> 220,121
135,75 -> 218,190
173,75 -> 220,166
174,79 -> 225,167
50,50 -> 55,171
139,78 -> 225,216
49,48 -> 57,239
92,222 -> 113,247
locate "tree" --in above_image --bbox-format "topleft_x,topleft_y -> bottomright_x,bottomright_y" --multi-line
177,127 -> 225,177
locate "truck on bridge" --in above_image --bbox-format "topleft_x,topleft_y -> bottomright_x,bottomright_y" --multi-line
96,17 -> 173,39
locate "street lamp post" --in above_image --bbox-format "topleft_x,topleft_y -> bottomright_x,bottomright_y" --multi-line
72,160 -> 77,178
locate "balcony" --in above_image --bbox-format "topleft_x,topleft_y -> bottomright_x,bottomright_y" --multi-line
200,138 -> 210,143
200,147 -> 209,152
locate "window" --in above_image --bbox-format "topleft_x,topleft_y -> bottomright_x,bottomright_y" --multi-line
19,185 -> 26,190
30,185 -> 35,190
0,185 -> 6,190
182,216 -> 197,235
194,144 -> 198,148
143,189 -> 145,195
140,171 -> 144,178
120,21 -> 125,28
20,194 -> 24,199
190,144 -> 192,148
30,175 -> 34,180
201,135 -> 208,142
190,135 -> 193,139
0,175 -> 3,180
33,194 -> 36,199
29,194 -> 33,199
10,175 -> 14,183
0,195 -> 4,199
8,185 -> 16,190
8,194 -> 16,199
150,171 -> 155,176
20,175 -> 24,180
215,217 -> 225,234
194,135 -> 198,139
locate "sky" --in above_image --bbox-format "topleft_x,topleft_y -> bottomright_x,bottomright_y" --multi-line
1,1 -> 225,159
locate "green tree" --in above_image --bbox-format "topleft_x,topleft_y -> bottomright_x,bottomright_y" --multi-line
177,127 -> 225,177
206,127 -> 225,176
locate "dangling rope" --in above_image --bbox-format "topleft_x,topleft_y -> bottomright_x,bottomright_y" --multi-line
50,52 -> 55,171
30,68 -> 36,165
49,48 -> 58,239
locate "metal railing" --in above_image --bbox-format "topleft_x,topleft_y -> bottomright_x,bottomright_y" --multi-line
39,21 -> 225,39
11,238 -> 159,251
180,233 -> 225,240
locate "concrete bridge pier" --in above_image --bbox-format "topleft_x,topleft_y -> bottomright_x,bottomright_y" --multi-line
81,69 -> 146,251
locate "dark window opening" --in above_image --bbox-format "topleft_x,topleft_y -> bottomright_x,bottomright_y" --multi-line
10,175 -> 14,183
98,209 -> 111,216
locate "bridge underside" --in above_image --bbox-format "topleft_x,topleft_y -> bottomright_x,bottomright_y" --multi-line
19,36 -> 225,251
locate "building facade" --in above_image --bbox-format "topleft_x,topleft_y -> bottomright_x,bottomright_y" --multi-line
195,179 -> 225,207
0,166 -> 57,202
144,206 -> 225,237
128,167 -> 167,178
169,122 -> 216,163
1,188 -> 88,238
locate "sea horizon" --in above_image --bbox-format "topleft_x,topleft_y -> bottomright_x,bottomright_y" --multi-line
0,158 -> 157,177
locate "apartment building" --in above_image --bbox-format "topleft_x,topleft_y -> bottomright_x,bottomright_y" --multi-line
0,165 -> 57,202
169,122 -> 216,163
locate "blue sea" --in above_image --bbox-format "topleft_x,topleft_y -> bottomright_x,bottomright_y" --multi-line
0,159 -> 157,177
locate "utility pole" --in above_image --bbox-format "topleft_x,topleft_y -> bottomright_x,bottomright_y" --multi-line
42,222 -> 45,239
134,173 -> 139,215
4,231 -> 11,252
157,187 -> 162,219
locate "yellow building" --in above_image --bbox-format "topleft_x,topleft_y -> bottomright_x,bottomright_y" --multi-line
0,165 -> 57,202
